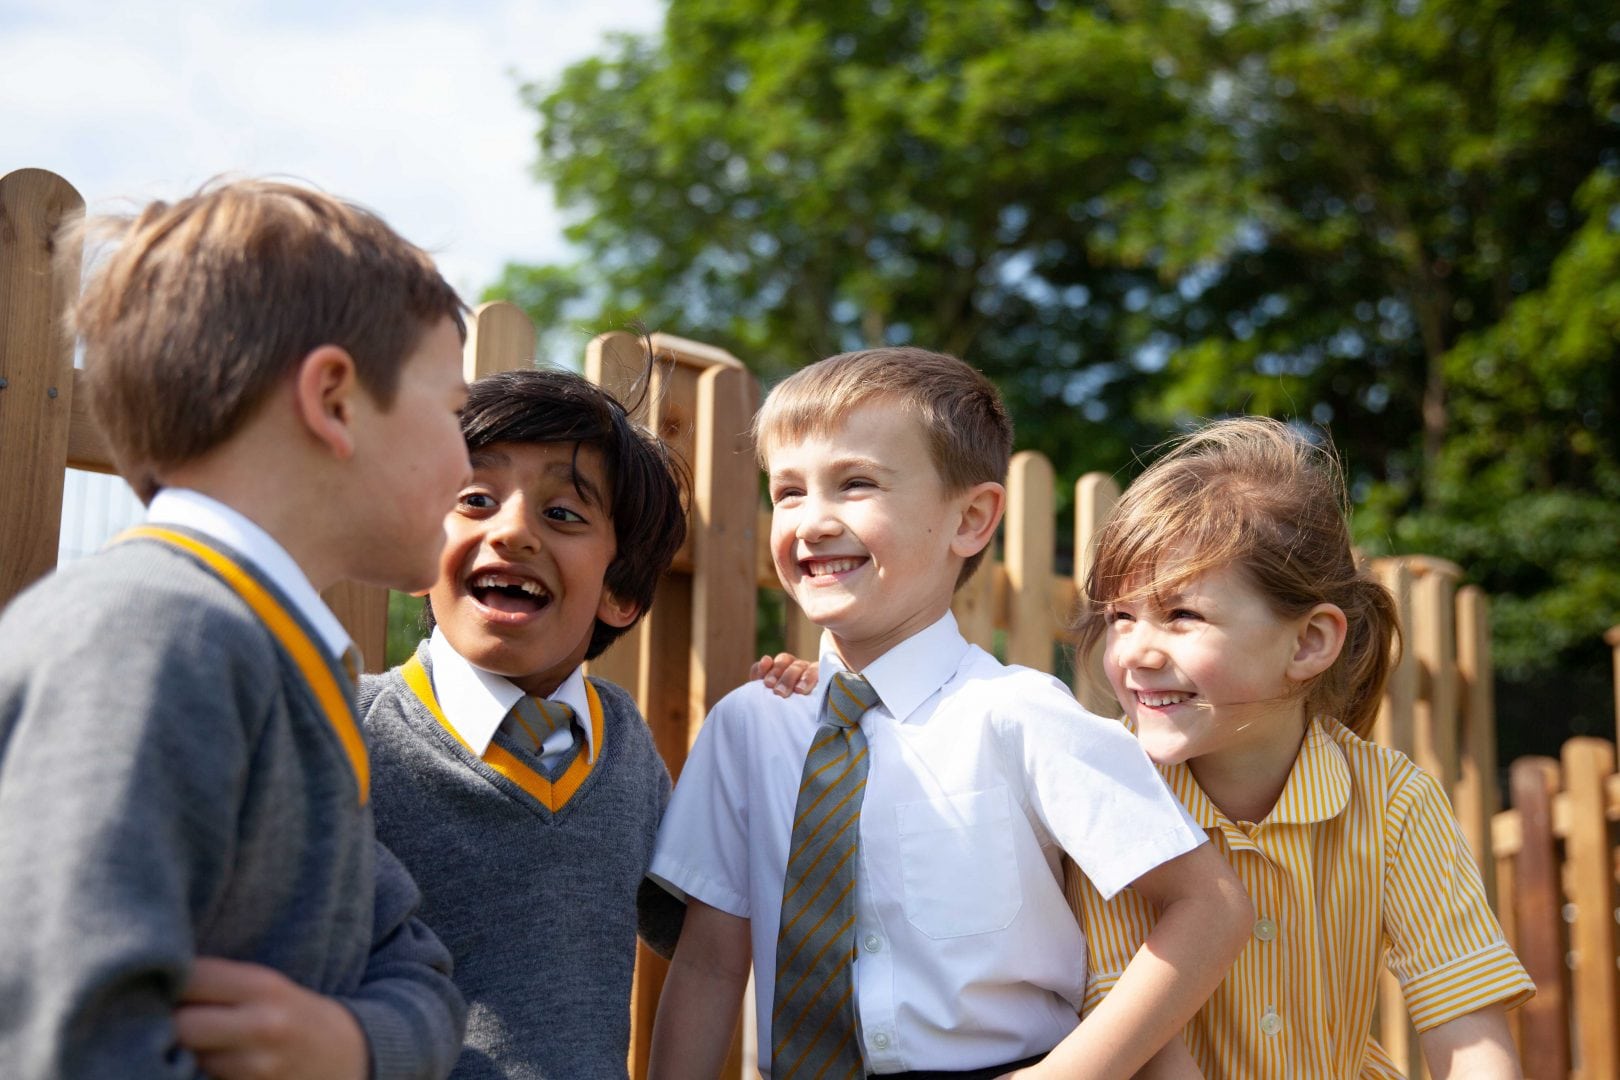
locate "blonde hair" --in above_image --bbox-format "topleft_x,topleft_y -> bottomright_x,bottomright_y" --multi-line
68,178 -> 466,501
1074,417 -> 1400,737
752,346 -> 1012,584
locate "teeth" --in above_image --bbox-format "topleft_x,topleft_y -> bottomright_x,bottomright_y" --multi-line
470,573 -> 548,598
1138,691 -> 1193,708
805,557 -> 862,576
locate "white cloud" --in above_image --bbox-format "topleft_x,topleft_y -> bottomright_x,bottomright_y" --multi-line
0,0 -> 663,297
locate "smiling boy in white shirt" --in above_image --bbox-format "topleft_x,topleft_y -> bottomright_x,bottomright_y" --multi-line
646,347 -> 1253,1080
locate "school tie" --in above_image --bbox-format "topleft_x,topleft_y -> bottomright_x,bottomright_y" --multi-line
772,670 -> 881,1080
502,696 -> 582,775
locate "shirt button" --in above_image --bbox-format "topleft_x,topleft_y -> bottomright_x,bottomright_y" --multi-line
1254,917 -> 1277,942
863,933 -> 883,953
872,1033 -> 891,1050
1260,1008 -> 1282,1036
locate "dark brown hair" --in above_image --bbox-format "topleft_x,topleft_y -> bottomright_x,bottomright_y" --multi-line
425,366 -> 689,659
1074,417 -> 1400,737
752,346 -> 1012,585
69,178 -> 466,501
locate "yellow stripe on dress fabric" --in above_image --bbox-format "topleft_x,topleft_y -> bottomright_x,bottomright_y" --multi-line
118,526 -> 369,805
402,654 -> 603,812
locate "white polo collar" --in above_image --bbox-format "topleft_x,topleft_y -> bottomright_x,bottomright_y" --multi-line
817,611 -> 969,724
426,628 -> 594,760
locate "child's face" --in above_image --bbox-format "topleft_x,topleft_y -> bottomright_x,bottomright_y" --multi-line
765,402 -> 969,671
427,440 -> 637,698
350,316 -> 471,594
1103,560 -> 1310,768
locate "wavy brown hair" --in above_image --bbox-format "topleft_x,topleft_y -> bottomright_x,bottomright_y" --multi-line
1073,417 -> 1400,738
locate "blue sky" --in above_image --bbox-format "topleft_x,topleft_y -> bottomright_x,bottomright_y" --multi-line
2,0 -> 663,558
2,0 -> 663,297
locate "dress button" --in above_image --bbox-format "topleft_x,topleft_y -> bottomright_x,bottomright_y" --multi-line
1260,1007 -> 1282,1036
863,933 -> 883,952
1254,917 -> 1277,942
872,1033 -> 891,1050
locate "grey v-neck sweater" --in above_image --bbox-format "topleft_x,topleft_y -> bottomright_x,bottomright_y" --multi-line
360,646 -> 683,1080
0,534 -> 465,1080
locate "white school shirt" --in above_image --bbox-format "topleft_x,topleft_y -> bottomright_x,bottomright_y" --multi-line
425,628 -> 595,766
146,488 -> 352,663
650,612 -> 1205,1076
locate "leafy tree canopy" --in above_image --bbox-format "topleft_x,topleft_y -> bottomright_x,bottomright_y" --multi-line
494,0 -> 1620,679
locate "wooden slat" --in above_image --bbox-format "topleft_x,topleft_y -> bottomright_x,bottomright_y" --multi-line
66,367 -> 113,473
0,168 -> 83,609
688,363 -> 759,731
1607,625 -> 1620,748
1003,451 -> 1055,670
464,299 -> 537,380
1071,473 -> 1119,714
950,554 -> 997,654
1454,585 -> 1498,896
1373,559 -> 1416,757
1510,756 -> 1570,1078
1410,559 -> 1460,793
320,579 -> 388,673
1561,738 -> 1619,1080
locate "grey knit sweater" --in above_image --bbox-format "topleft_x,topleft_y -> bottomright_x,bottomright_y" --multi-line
0,534 -> 466,1080
360,646 -> 683,1080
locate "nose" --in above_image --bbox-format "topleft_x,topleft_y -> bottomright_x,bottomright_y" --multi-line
488,495 -> 541,555
1111,621 -> 1166,671
793,492 -> 843,543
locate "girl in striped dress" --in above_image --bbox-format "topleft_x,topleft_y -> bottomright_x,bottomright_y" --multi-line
1069,416 -> 1532,1078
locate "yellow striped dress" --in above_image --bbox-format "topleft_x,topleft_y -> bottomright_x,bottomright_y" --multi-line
1068,718 -> 1534,1078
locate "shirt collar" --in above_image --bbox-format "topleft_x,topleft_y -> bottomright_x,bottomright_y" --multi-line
817,611 -> 969,724
147,488 -> 352,662
1136,716 -> 1351,834
426,629 -> 594,760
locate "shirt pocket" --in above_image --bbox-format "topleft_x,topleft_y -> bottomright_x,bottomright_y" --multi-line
894,786 -> 1023,938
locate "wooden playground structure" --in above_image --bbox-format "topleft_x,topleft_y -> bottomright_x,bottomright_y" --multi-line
3,167 -> 1617,1078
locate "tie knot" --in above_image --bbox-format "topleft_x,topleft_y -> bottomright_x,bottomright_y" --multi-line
823,671 -> 880,729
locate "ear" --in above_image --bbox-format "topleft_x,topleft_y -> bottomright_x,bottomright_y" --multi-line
1287,602 -> 1348,682
293,345 -> 363,460
597,590 -> 641,630
949,481 -> 1006,561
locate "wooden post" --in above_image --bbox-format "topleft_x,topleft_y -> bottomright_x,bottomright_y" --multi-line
1409,558 -> 1461,795
1607,626 -> 1620,747
0,169 -> 83,610
1453,585 -> 1499,895
1004,451 -> 1055,671
1509,756 -> 1570,1079
1373,558 -> 1416,758
1561,738 -> 1619,1080
463,299 -> 537,380
1071,473 -> 1119,715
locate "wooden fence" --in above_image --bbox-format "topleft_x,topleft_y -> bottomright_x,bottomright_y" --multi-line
5,165 -> 1617,1078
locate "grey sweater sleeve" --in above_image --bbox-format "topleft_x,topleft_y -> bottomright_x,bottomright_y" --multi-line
341,840 -> 467,1080
0,583 -> 260,1079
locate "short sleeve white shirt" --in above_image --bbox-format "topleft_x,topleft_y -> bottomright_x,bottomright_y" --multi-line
649,612 -> 1204,1075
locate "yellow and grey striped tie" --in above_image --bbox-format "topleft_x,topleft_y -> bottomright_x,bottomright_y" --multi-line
772,670 -> 881,1079
504,697 -> 579,772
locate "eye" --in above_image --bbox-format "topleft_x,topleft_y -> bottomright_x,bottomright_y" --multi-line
459,491 -> 496,512
1104,607 -> 1133,625
1169,608 -> 1203,623
843,476 -> 877,491
544,505 -> 587,525
770,486 -> 804,506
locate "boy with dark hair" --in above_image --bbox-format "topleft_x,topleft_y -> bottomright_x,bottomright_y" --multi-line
0,179 -> 470,1078
648,347 -> 1253,1080
358,366 -> 690,1078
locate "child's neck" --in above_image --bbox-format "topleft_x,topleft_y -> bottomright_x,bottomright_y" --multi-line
1187,715 -> 1311,825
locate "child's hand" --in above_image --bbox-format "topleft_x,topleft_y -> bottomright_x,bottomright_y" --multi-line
749,652 -> 818,697
176,957 -> 367,1080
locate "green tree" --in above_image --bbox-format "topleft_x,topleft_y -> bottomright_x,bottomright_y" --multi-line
497,0 -> 1620,682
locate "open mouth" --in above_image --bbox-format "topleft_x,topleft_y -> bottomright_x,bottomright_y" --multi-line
1135,689 -> 1196,709
468,571 -> 552,616
799,556 -> 867,582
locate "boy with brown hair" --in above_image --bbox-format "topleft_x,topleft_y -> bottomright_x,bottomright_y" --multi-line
0,179 -> 471,1079
648,346 -> 1253,1080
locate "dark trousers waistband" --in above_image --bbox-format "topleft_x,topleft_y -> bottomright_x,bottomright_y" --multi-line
873,1052 -> 1046,1080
